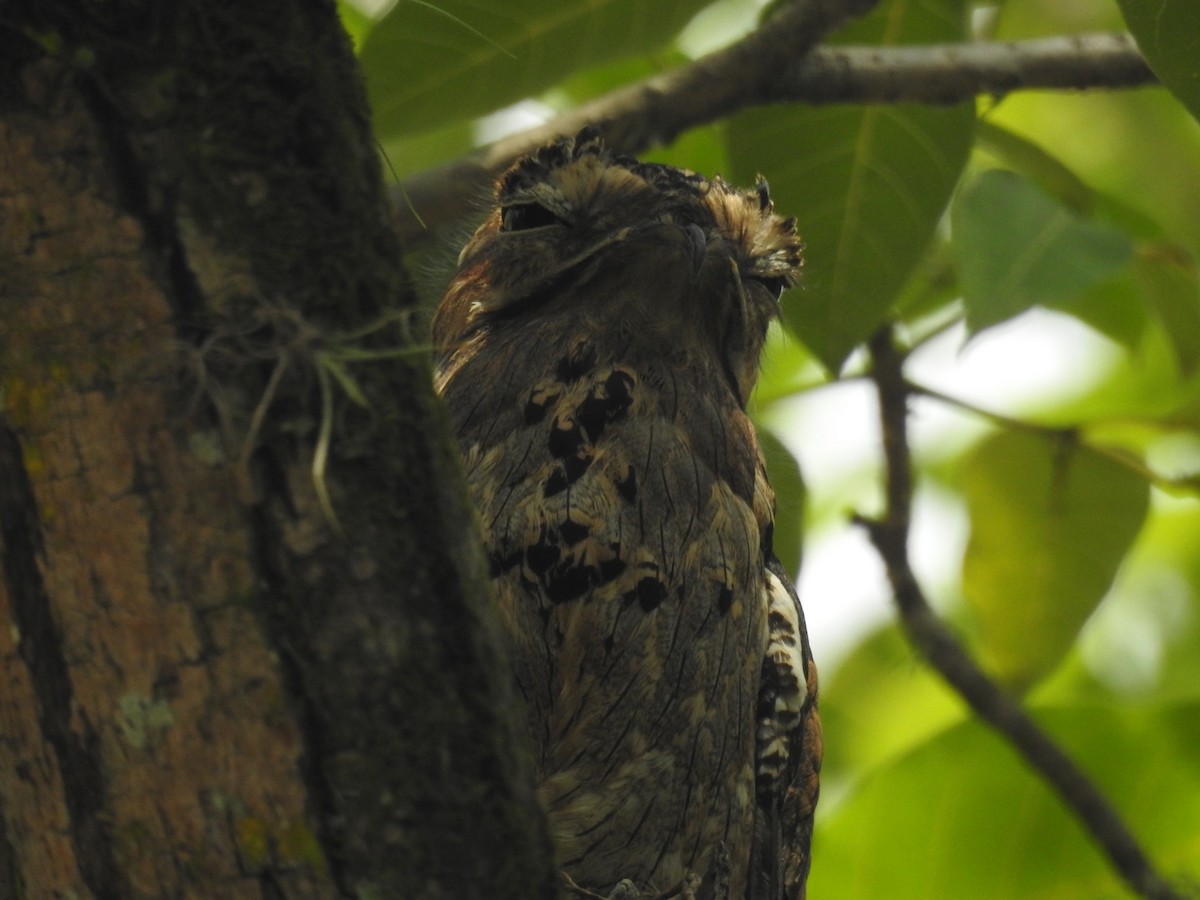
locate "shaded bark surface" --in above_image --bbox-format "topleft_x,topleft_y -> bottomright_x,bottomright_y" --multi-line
0,3 -> 554,898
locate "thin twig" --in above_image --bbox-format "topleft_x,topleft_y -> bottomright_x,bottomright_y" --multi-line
858,327 -> 1183,900
908,380 -> 1199,495
907,379 -> 1075,438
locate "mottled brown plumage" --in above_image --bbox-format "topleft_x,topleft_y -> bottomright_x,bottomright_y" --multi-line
433,130 -> 821,899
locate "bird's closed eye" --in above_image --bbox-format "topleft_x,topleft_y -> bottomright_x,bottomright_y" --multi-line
501,203 -> 568,232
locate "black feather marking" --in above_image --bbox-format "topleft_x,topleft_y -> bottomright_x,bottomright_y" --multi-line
560,518 -> 589,545
615,466 -> 638,503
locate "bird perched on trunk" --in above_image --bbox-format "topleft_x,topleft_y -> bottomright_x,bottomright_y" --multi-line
433,129 -> 821,900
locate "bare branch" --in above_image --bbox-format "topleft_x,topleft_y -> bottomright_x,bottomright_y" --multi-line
857,328 -> 1183,900
392,27 -> 1153,242
783,33 -> 1153,103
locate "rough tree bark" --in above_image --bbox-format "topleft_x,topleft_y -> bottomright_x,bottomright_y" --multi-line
0,2 -> 554,898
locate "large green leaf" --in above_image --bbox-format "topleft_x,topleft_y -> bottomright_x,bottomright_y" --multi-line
1047,266 -> 1148,352
1037,501 -> 1200,707
988,95 -> 1200,260
975,119 -> 1096,214
1141,504 -> 1200,702
1136,244 -> 1200,377
336,0 -> 373,52
1117,0 -> 1200,125
811,702 -> 1200,899
362,0 -> 709,138
725,0 -> 974,372
955,141 -> 1200,367
753,322 -> 820,408
817,625 -> 966,784
953,170 -> 1134,335
960,431 -> 1150,689
757,427 -> 806,578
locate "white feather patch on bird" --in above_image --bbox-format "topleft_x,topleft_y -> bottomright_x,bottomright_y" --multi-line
755,568 -> 807,792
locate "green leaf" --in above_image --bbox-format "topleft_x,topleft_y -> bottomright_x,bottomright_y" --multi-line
1117,0 -> 1200,124
380,119 -> 476,180
752,322 -> 821,408
953,170 -> 1134,334
1037,501 -> 1200,705
893,235 -> 959,321
1049,265 -> 1148,351
1139,504 -> 1200,702
362,0 -> 709,138
1136,244 -> 1200,376
817,626 -> 966,783
337,0 -> 374,52
960,431 -> 1150,689
757,427 -> 806,578
968,125 -> 1166,349
1043,323 -> 1195,428
811,702 -> 1200,899
641,126 -> 729,184
725,0 -> 974,372
975,119 -> 1096,214
551,49 -> 687,107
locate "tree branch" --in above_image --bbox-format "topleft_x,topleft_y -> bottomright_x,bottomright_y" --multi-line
392,29 -> 1153,242
857,328 -> 1183,900
393,0 -> 884,242
781,33 -> 1153,103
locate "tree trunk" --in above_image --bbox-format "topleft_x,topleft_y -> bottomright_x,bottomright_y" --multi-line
0,3 -> 554,897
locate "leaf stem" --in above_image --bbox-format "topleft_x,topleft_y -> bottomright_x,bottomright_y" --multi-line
906,379 -> 1197,494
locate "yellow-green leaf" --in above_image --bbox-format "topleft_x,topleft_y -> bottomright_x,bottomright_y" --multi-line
1135,244 -> 1200,377
960,431 -> 1150,688
811,702 -> 1200,899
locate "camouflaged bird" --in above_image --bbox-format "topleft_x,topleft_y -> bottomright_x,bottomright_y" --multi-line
433,130 -> 821,900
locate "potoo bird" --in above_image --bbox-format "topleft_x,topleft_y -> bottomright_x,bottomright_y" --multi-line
433,130 -> 821,900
